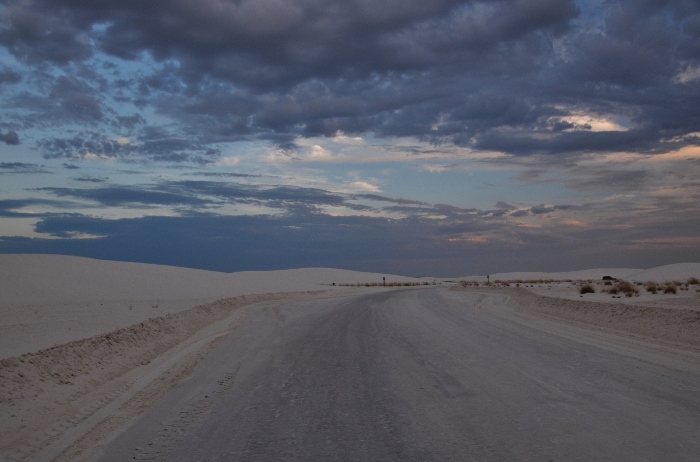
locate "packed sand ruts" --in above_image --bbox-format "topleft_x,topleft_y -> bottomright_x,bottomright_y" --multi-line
1,293 -> 284,403
0,291 -> 333,460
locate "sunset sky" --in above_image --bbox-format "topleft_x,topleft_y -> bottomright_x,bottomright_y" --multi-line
1,0 -> 699,276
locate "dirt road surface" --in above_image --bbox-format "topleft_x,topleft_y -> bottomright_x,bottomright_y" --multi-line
97,288 -> 700,461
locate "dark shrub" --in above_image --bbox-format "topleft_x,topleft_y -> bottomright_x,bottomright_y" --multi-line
646,282 -> 657,294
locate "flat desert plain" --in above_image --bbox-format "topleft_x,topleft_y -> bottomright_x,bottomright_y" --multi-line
1,255 -> 699,461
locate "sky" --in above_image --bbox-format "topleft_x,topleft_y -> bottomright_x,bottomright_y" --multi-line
1,0 -> 699,277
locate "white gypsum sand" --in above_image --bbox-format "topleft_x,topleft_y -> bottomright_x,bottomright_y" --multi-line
0,255 -> 434,461
0,254 -> 433,359
1,255 -> 699,461
454,262 -> 700,351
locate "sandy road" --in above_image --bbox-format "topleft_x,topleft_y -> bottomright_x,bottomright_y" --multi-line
99,288 -> 700,461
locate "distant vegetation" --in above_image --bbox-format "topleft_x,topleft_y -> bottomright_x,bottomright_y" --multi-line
452,275 -> 700,296
337,282 -> 439,287
646,281 -> 657,294
664,283 -> 677,294
609,281 -> 638,297
334,274 -> 700,296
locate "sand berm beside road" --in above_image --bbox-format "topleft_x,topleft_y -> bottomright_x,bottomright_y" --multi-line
504,287 -> 700,350
1,290 -> 363,461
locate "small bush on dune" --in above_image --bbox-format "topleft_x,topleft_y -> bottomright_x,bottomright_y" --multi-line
579,284 -> 595,294
646,281 -> 657,294
604,280 -> 612,286
663,283 -> 677,294
616,281 -> 639,297
687,277 -> 699,285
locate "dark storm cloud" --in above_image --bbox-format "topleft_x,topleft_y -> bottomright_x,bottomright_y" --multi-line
50,75 -> 103,121
0,2 -> 93,64
5,207 -> 697,275
190,172 -> 265,178
39,134 -> 133,159
0,208 -> 516,275
164,180 -> 348,211
113,113 -> 146,130
0,69 -> 20,84
5,177 -> 694,275
7,213 -> 443,273
356,194 -> 426,206
566,169 -> 652,192
37,185 -> 211,208
33,179 -> 501,221
37,128 -> 221,163
73,176 -> 107,183
0,198 -> 76,216
0,130 -> 20,145
471,128 -> 668,156
0,161 -> 46,173
34,180 -> 356,214
2,0 -> 700,159
530,204 -> 556,215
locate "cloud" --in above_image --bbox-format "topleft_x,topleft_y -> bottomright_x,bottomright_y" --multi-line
1,1 -> 700,274
73,176 -> 107,183
214,156 -> 241,167
357,194 -> 426,206
0,69 -> 21,84
0,198 -> 76,217
36,185 -> 211,208
4,167 -> 699,275
2,0 -> 700,161
190,172 -> 264,178
51,75 -> 103,121
38,129 -> 221,164
0,130 -> 20,145
0,3 -> 93,64
566,168 -> 651,192
0,161 -> 47,174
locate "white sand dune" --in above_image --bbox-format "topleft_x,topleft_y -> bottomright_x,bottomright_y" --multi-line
0,254 -> 421,304
626,263 -> 700,282
0,254 -> 429,359
2,254 -> 699,359
461,263 -> 700,283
